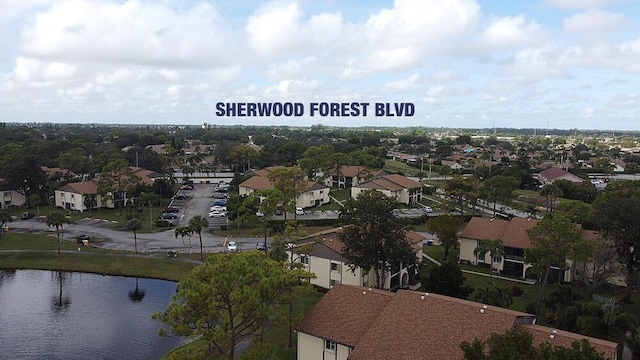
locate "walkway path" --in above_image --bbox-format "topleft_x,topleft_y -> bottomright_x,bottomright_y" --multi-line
422,251 -> 536,285
329,195 -> 345,208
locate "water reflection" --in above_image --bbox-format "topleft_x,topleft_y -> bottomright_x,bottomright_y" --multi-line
0,269 -> 185,360
128,278 -> 146,303
51,271 -> 71,314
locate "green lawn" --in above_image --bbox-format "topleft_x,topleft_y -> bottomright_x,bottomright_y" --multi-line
422,245 -> 538,313
0,232 -> 197,281
384,159 -> 421,176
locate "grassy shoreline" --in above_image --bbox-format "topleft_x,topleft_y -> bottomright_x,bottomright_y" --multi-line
0,233 -> 198,281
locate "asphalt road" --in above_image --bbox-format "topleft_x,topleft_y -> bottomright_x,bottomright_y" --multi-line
8,183 -> 444,255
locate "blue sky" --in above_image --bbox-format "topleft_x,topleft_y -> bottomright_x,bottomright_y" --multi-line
0,0 -> 639,130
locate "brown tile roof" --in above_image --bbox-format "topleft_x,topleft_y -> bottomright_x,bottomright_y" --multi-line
539,167 -> 584,183
297,285 -> 534,360
239,173 -> 327,192
294,227 -> 424,258
461,217 -> 599,250
519,324 -> 618,360
357,174 -> 422,191
461,217 -> 537,249
58,180 -> 98,195
238,176 -> 274,190
295,284 -> 395,347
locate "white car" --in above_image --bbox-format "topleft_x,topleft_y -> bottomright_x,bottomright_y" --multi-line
210,206 -> 227,212
209,211 -> 227,218
422,206 -> 433,213
295,207 -> 305,215
227,241 -> 238,252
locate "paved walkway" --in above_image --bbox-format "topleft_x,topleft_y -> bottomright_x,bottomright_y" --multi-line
329,195 -> 345,207
422,251 -> 536,285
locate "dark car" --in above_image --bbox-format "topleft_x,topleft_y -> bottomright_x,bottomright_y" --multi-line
256,241 -> 266,251
213,199 -> 227,206
21,212 -> 35,220
160,212 -> 178,220
156,219 -> 177,228
164,206 -> 180,213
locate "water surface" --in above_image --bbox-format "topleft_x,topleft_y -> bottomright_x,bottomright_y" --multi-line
0,270 -> 185,360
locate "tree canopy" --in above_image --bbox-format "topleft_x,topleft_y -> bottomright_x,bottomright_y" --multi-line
426,214 -> 462,261
340,190 -> 416,289
154,251 -> 308,359
460,328 -> 607,360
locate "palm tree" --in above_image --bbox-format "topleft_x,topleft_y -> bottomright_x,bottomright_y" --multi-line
46,211 -> 70,254
127,218 -> 143,253
540,183 -> 563,214
174,225 -> 192,251
474,238 -> 506,284
473,286 -> 513,308
188,215 -> 209,260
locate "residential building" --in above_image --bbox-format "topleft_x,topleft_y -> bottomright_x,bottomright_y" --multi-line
324,165 -> 386,189
539,167 -> 585,184
288,227 -> 424,291
351,174 -> 422,205
459,217 -> 599,281
238,170 -> 330,208
441,160 -> 463,170
54,179 -> 111,211
0,179 -> 25,208
295,284 -> 618,360
54,167 -> 165,212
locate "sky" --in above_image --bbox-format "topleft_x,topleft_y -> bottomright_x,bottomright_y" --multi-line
0,0 -> 639,130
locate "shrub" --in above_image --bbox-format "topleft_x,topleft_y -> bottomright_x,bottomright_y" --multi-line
511,285 -> 524,297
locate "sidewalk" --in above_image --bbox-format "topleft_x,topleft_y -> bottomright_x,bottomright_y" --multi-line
422,251 -> 536,285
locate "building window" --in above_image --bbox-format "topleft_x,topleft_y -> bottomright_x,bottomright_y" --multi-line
325,340 -> 336,352
300,255 -> 309,265
331,262 -> 340,272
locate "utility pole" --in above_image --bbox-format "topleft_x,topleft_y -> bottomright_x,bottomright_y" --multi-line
420,154 -> 424,182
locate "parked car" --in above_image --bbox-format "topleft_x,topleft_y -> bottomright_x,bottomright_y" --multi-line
213,199 -> 227,206
209,211 -> 227,218
295,207 -> 305,215
161,212 -> 178,220
180,185 -> 193,190
21,212 -> 35,220
422,206 -> 433,213
213,192 -> 228,199
156,219 -> 177,227
174,194 -> 187,201
256,240 -> 266,251
227,241 -> 238,252
275,208 -> 283,216
164,206 -> 180,213
210,205 -> 227,212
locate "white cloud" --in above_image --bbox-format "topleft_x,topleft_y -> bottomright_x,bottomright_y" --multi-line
20,0 -> 233,67
474,15 -> 544,51
246,2 -> 343,57
562,10 -> 628,34
544,0 -> 619,10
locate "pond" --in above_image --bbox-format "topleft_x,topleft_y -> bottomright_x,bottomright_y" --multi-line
0,270 -> 186,359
